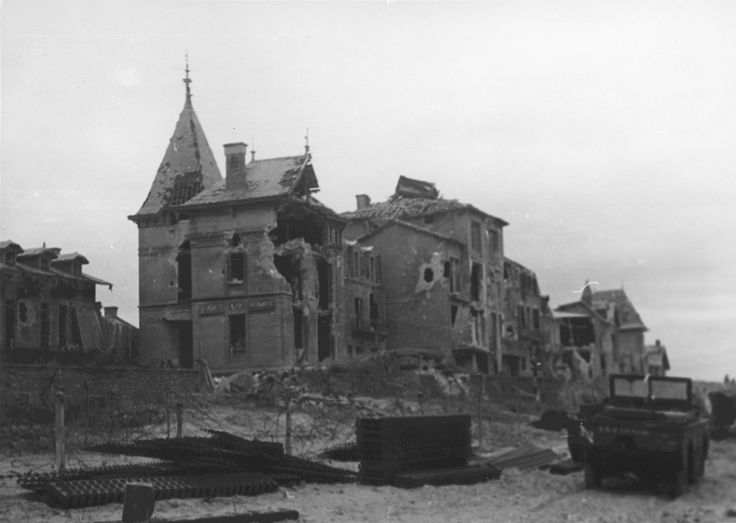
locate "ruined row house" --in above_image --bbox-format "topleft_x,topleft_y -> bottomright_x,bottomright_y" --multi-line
129,72 -> 381,370
0,240 -> 135,364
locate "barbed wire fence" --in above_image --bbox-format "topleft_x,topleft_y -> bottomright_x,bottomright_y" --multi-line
0,364 -> 577,475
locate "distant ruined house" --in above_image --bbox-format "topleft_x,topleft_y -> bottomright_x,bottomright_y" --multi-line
644,339 -> 670,376
554,284 -> 653,379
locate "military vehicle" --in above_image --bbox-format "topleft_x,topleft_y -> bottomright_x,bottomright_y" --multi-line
574,374 -> 709,497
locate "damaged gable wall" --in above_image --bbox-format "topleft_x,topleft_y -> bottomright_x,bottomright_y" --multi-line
360,223 -> 462,358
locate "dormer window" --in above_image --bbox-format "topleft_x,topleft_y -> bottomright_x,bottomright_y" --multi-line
40,257 -> 50,271
4,252 -> 15,266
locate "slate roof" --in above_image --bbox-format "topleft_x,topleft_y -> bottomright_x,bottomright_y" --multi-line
179,154 -> 316,208
53,252 -> 89,264
133,88 -> 222,217
0,240 -> 22,252
592,289 -> 647,331
17,247 -> 61,258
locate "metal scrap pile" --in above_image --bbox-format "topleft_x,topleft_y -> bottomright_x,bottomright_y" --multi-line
356,414 -> 500,487
18,429 -> 356,508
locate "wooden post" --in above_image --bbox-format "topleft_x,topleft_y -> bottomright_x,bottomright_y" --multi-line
284,394 -> 292,456
122,482 -> 155,523
84,379 -> 90,446
476,378 -> 484,449
165,392 -> 170,439
175,402 -> 183,438
55,390 -> 66,473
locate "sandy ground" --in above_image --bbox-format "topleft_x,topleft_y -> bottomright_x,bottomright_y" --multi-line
2,398 -> 736,523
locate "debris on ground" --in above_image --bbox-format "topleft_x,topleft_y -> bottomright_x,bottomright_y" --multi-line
17,430 -> 356,508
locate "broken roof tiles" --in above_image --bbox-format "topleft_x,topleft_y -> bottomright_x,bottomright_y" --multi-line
394,175 -> 440,200
592,289 -> 647,331
133,88 -> 222,218
342,176 -> 507,226
180,154 -> 316,208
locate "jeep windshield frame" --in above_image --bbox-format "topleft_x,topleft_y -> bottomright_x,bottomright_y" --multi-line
609,374 -> 692,411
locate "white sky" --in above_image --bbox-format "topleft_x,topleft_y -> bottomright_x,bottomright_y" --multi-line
2,0 -> 735,380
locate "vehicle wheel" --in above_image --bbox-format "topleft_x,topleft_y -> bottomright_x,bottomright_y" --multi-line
668,469 -> 688,498
584,463 -> 601,488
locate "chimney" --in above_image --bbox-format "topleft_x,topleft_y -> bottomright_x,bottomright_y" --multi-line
104,306 -> 118,319
224,142 -> 248,189
356,194 -> 371,210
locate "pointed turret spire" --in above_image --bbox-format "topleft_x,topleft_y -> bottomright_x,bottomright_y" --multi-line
130,63 -> 223,220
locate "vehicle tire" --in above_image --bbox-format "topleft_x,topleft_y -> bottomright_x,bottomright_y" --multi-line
584,463 -> 601,489
668,469 -> 688,498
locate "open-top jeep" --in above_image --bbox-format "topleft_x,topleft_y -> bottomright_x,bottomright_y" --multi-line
577,374 -> 709,497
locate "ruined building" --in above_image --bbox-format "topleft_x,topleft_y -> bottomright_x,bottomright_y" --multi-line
0,240 -> 133,364
342,176 -> 508,374
554,284 -> 650,379
129,70 -> 368,370
502,258 -> 551,376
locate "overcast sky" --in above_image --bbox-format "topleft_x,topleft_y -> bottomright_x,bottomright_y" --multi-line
2,0 -> 735,381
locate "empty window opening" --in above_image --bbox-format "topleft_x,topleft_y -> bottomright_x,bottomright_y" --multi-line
443,261 -> 450,278
177,241 -> 192,302
423,267 -> 434,283
318,260 -> 331,309
369,293 -> 379,327
470,263 -> 482,301
4,300 -> 16,349
488,229 -> 500,256
293,308 -> 303,349
229,252 -> 245,281
70,308 -> 82,347
18,302 -> 28,323
352,251 -> 360,278
58,305 -> 67,347
40,303 -> 49,348
354,297 -> 363,330
450,305 -> 458,326
533,308 -> 540,330
449,257 -> 460,293
518,305 -> 526,328
318,316 -> 331,362
229,314 -> 246,353
471,221 -> 482,253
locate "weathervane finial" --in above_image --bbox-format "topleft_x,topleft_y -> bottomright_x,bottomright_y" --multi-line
183,52 -> 192,106
304,128 -> 310,154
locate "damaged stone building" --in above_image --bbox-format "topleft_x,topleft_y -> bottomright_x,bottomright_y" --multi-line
501,258 -> 551,376
129,72 -> 369,370
0,240 -> 134,364
554,284 -> 650,379
342,176 -> 508,374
